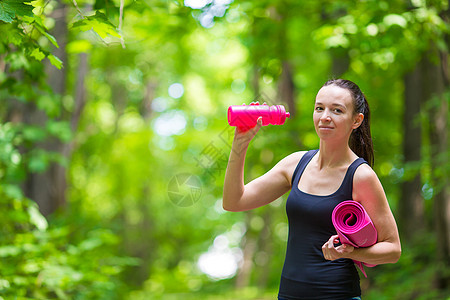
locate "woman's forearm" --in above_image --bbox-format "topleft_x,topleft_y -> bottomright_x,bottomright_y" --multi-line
223,119 -> 264,212
222,141 -> 248,211
346,241 -> 401,265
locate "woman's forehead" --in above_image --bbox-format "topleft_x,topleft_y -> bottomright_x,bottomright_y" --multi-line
315,85 -> 352,105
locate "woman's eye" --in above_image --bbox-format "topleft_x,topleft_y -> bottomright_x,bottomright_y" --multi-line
315,107 -> 323,111
334,109 -> 343,113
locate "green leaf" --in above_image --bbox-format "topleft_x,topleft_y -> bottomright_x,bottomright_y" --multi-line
22,125 -> 46,142
47,53 -> 63,69
71,11 -> 121,39
3,26 -> 23,45
30,47 -> 45,61
383,14 -> 407,28
4,52 -> 29,71
42,31 -> 59,48
0,279 -> 11,289
37,94 -> 61,117
46,120 -> 72,142
0,245 -> 21,257
78,237 -> 103,251
3,184 -> 23,199
0,4 -> 15,22
28,152 -> 48,172
27,203 -> 48,231
29,0 -> 45,13
67,39 -> 92,54
33,22 -> 59,48
0,0 -> 33,23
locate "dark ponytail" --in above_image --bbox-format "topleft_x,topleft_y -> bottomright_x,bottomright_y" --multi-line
323,79 -> 374,167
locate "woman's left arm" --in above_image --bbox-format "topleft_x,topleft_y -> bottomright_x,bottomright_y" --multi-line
323,164 -> 402,265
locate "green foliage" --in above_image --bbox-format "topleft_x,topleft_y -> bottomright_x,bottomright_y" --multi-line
0,0 -> 33,23
363,233 -> 449,300
0,1 -> 63,70
71,11 -> 121,40
0,0 -> 448,298
0,120 -> 139,298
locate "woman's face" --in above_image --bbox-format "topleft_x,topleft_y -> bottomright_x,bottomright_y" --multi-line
313,85 -> 363,142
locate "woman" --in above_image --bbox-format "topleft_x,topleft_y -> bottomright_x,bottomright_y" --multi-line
223,79 -> 401,300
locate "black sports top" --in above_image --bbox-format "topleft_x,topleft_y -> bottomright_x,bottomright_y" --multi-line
278,149 -> 366,300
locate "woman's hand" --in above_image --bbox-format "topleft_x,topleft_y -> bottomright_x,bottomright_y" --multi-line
232,102 -> 263,152
322,235 -> 355,261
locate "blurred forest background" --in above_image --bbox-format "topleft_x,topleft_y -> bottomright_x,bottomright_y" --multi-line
0,0 -> 449,299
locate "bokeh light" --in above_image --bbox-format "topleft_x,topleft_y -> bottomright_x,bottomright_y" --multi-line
168,83 -> 184,99
152,110 -> 187,136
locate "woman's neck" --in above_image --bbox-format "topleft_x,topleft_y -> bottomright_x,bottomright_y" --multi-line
317,139 -> 355,170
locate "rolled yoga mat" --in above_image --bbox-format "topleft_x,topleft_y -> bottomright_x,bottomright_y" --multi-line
331,200 -> 377,277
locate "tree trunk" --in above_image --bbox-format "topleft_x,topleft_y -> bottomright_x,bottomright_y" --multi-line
423,45 -> 449,290
330,47 -> 350,78
399,63 -> 425,241
278,61 -> 296,118
140,80 -> 157,121
24,0 -> 69,216
23,104 -> 54,215
23,1 -> 88,216
425,2 -> 449,288
277,55 -> 301,150
55,52 -> 88,208
46,2 -> 68,96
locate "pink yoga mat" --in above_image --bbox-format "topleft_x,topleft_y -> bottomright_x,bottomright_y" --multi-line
332,200 -> 377,277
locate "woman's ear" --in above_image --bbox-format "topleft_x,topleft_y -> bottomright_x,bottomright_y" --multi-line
352,113 -> 364,129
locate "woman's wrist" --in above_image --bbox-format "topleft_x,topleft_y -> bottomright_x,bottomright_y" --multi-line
231,137 -> 250,155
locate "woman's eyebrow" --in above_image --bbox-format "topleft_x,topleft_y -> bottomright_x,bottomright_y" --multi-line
332,103 -> 347,109
315,102 -> 347,109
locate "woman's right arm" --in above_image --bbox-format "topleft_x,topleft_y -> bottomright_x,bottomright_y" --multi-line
223,118 -> 303,212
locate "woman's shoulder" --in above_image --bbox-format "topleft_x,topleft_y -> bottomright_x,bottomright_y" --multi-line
273,151 -> 308,184
353,162 -> 381,189
352,162 -> 389,212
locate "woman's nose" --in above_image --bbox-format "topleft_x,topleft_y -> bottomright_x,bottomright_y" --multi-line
320,110 -> 332,121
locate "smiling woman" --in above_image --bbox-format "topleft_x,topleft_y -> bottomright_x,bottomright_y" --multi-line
223,79 -> 401,299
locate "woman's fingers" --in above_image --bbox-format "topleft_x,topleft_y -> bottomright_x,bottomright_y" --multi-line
256,116 -> 263,127
322,235 -> 354,261
234,103 -> 263,140
243,117 -> 261,137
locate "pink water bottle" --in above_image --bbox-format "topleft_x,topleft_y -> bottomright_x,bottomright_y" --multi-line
228,103 -> 290,129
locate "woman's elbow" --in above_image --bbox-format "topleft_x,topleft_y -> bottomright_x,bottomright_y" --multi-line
389,244 -> 401,263
222,197 -> 240,212
222,202 -> 234,212
392,246 -> 401,263
223,204 -> 243,212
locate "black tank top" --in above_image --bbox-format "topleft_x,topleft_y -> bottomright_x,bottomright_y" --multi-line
279,149 -> 366,300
